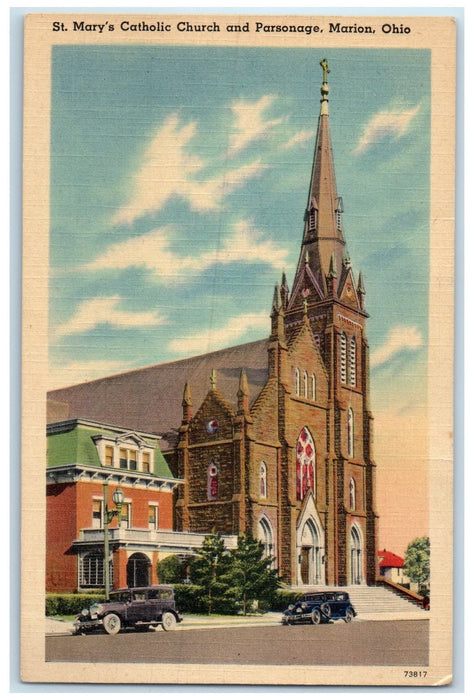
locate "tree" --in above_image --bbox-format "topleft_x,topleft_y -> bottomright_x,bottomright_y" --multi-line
189,534 -> 234,615
157,555 -> 187,584
404,537 -> 430,593
229,533 -> 281,615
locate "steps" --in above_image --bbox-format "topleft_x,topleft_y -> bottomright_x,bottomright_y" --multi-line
294,584 -> 428,618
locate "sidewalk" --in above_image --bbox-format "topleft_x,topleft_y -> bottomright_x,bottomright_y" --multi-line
46,609 -> 428,636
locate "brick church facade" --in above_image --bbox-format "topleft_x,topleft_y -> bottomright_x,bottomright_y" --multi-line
47,61 -> 378,588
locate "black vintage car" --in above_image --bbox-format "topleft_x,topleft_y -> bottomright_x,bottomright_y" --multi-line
73,585 -> 182,635
281,591 -> 356,625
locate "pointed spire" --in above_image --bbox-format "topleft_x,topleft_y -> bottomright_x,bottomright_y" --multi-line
280,271 -> 289,309
210,369 -> 217,389
357,272 -> 366,310
182,381 -> 193,423
237,368 -> 250,415
271,283 -> 280,313
328,252 -> 337,278
290,58 -> 347,302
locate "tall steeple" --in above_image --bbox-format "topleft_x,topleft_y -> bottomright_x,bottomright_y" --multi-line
290,59 -> 347,299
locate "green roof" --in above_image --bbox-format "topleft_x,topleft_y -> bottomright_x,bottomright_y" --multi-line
47,422 -> 174,479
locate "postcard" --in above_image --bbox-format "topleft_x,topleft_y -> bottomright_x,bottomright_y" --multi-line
21,11 -> 456,686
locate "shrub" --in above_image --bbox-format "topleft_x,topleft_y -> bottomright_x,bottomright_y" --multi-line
173,584 -> 237,615
45,593 -> 104,617
267,589 -> 305,612
157,555 -> 185,584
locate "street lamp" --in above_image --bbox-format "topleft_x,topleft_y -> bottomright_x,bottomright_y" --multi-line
103,483 -> 124,600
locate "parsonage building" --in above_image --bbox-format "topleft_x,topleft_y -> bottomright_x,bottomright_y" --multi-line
47,61 -> 378,592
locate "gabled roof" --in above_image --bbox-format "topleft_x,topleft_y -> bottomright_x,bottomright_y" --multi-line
47,339 -> 270,451
378,550 -> 405,568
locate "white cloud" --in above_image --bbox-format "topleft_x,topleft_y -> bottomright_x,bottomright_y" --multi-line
85,220 -> 288,280
354,104 -> 421,155
111,114 -> 267,226
371,325 -> 424,368
168,311 -> 269,355
54,296 -> 166,338
280,129 -> 313,150
227,95 -> 283,156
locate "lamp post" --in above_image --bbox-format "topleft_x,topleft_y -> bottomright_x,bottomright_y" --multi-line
103,482 -> 124,600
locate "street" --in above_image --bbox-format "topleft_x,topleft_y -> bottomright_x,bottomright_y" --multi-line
46,619 -> 429,667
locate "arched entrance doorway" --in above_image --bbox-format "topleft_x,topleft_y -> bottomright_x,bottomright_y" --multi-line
299,519 -> 323,585
127,553 -> 151,588
350,526 -> 363,585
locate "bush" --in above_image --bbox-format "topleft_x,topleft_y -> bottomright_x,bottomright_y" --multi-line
268,589 -> 305,612
173,584 -> 238,615
157,555 -> 185,584
46,593 -> 104,617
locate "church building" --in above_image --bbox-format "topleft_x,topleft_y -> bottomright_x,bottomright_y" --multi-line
47,60 -> 378,588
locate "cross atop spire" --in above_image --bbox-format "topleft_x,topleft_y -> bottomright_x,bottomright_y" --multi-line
319,58 -> 330,116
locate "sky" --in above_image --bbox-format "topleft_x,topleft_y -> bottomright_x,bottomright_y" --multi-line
49,46 -> 431,555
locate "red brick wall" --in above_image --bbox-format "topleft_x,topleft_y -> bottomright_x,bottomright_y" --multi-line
46,483 -> 78,592
46,482 -> 174,592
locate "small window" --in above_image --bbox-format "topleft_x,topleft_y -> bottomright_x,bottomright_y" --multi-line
148,504 -> 159,530
207,461 -> 219,500
308,208 -> 317,231
348,408 -> 354,458
294,367 -> 300,396
259,462 -> 267,499
105,445 -> 114,467
302,370 -> 308,398
311,373 -> 316,401
92,499 -> 103,528
120,502 -> 132,528
349,477 -> 356,510
119,447 -> 139,471
143,451 -> 152,473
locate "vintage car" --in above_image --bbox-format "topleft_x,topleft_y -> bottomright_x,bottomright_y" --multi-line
73,585 -> 182,635
281,591 -> 356,625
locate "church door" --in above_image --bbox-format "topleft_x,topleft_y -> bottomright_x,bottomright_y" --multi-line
300,547 -> 310,584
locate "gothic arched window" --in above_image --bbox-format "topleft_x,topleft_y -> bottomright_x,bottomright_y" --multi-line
296,427 -> 315,500
294,367 -> 300,396
350,336 -> 357,387
349,478 -> 356,511
257,516 -> 275,564
302,370 -> 308,398
340,333 -> 347,384
348,408 -> 354,458
207,460 -> 219,500
311,373 -> 316,401
259,461 -> 267,499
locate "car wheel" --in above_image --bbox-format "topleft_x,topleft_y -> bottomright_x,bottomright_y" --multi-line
310,609 -> 321,625
161,612 -> 177,631
103,613 -> 121,635
344,609 -> 354,623
321,603 -> 331,618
